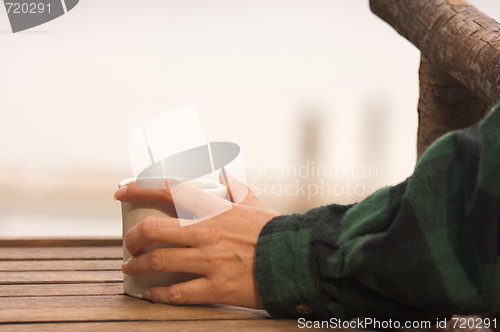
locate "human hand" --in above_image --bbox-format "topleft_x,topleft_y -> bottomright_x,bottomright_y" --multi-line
114,172 -> 279,309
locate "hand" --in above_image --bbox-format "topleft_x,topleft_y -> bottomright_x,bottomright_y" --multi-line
114,172 -> 279,309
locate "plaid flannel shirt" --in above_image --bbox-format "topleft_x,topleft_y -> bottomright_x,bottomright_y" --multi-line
255,103 -> 500,322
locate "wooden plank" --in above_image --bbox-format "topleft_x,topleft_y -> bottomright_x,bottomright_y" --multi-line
0,320 -> 337,331
0,259 -> 122,272
0,238 -> 122,248
0,283 -> 124,297
0,296 -> 267,323
0,271 -> 123,284
0,295 -> 141,308
0,247 -> 122,260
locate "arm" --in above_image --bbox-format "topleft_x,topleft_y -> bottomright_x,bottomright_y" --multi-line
115,102 -> 500,320
256,103 -> 500,321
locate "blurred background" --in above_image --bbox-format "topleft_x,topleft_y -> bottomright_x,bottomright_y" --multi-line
1,0 -> 499,238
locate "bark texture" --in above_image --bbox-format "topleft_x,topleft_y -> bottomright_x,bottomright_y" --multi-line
418,55 -> 488,158
370,0 -> 500,158
370,0 -> 500,107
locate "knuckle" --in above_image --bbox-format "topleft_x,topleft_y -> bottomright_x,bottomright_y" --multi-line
140,217 -> 159,237
149,289 -> 162,303
211,278 -> 230,293
203,227 -> 223,243
168,286 -> 184,304
208,251 -> 230,267
148,250 -> 164,271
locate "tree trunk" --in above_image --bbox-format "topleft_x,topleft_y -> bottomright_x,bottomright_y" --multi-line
418,55 -> 488,159
370,0 -> 500,107
370,0 -> 500,158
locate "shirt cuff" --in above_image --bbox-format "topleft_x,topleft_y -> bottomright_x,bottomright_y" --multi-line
255,213 -> 340,319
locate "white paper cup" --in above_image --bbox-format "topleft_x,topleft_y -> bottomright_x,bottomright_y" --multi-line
119,177 -> 227,298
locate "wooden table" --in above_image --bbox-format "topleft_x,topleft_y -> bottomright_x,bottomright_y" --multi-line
0,238 -> 334,331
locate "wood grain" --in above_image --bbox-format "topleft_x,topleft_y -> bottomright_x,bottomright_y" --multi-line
0,240 -> 299,331
0,238 -> 122,248
0,283 -> 124,297
0,247 -> 123,260
0,320 -> 336,332
0,259 -> 122,272
0,296 -> 267,323
1,295 -> 144,308
0,271 -> 123,284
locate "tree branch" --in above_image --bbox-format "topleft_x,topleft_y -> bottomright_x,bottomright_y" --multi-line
370,0 -> 500,158
417,55 -> 488,158
370,0 -> 500,107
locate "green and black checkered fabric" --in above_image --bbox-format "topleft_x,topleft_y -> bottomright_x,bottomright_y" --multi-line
255,102 -> 500,322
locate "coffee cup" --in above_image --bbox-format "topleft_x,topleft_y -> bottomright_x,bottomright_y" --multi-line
119,177 -> 228,298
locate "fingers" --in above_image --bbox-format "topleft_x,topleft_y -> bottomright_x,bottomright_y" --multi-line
125,216 -> 196,256
125,213 -> 228,255
167,179 -> 232,220
145,277 -> 218,305
116,178 -> 233,221
122,247 -> 207,276
114,180 -> 174,203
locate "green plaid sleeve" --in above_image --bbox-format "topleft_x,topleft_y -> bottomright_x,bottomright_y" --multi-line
255,103 -> 500,321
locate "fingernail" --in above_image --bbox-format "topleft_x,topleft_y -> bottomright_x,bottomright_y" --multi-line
114,186 -> 128,201
121,258 -> 131,275
143,290 -> 152,300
